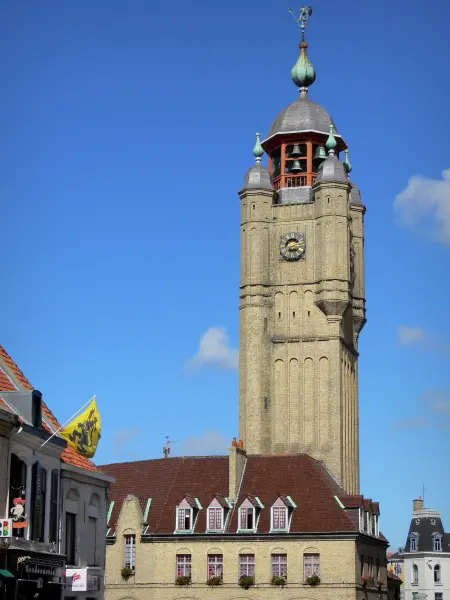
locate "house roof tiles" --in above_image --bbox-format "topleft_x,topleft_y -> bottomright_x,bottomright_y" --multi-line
0,344 -> 98,472
101,453 -> 380,536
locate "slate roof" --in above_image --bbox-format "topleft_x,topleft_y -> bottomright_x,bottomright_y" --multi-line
0,344 -> 98,472
101,453 -> 384,537
405,511 -> 450,553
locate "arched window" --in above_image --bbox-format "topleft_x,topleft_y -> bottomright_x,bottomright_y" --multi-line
434,565 -> 441,584
412,564 -> 419,585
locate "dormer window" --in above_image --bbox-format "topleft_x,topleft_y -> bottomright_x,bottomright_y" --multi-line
410,533 -> 419,551
207,496 -> 231,533
238,496 -> 263,533
433,534 -> 442,552
271,495 -> 296,532
175,496 -> 202,533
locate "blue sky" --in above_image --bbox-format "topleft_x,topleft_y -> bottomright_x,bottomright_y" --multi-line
1,0 -> 449,549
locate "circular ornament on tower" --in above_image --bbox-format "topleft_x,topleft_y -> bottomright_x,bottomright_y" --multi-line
279,232 -> 306,261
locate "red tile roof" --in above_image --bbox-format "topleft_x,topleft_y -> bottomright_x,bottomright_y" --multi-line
101,454 -> 367,535
0,344 -> 98,472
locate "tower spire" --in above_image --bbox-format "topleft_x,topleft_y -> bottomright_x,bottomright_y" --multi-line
289,5 -> 316,95
326,123 -> 337,155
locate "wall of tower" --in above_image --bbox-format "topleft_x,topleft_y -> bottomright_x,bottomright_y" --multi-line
238,189 -> 273,453
239,177 -> 364,494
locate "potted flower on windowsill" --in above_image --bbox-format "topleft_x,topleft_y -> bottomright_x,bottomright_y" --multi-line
361,576 -> 369,588
206,576 -> 223,587
121,567 -> 134,581
271,575 -> 287,587
239,575 -> 255,589
305,575 -> 321,586
175,575 -> 191,586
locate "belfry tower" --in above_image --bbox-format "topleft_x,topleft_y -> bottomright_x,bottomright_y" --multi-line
238,7 -> 366,494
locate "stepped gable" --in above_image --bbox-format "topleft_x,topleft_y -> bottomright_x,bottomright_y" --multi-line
0,344 -> 98,472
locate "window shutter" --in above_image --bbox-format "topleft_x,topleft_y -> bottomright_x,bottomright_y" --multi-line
240,508 -> 247,529
178,508 -> 184,530
49,470 -> 59,543
31,462 -> 44,541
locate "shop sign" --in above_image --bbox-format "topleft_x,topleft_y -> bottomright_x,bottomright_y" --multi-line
65,569 -> 100,592
0,519 -> 12,537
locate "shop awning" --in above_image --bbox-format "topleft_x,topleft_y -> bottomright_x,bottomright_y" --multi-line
0,569 -> 14,578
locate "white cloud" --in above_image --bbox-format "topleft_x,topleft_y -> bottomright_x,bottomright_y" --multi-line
421,391 -> 450,414
178,430 -> 228,456
398,326 -> 425,345
186,326 -> 238,371
391,417 -> 429,430
394,169 -> 450,244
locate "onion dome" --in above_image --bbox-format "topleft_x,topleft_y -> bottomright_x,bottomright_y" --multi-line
240,132 -> 273,192
291,40 -> 316,90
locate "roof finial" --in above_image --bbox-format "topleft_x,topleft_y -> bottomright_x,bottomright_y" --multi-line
289,6 -> 316,94
253,132 -> 264,163
343,149 -> 352,174
326,123 -> 337,155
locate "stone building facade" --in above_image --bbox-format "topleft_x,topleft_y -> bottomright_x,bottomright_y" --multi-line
102,448 -> 387,600
0,345 -> 113,600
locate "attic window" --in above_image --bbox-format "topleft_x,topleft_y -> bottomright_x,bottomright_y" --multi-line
410,533 -> 419,552
175,497 -> 202,533
238,497 -> 263,533
270,495 -> 296,532
433,535 -> 443,552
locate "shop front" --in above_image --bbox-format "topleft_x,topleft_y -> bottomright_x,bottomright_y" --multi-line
6,550 -> 65,600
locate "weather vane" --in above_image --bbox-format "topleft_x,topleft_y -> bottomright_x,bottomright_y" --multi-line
288,5 -> 313,39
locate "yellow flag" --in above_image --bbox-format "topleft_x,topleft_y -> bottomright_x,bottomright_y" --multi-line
60,397 -> 101,458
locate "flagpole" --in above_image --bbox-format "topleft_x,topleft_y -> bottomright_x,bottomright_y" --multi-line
33,396 -> 96,455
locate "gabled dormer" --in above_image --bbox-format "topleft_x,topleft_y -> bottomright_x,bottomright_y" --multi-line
238,496 -> 264,533
175,496 -> 202,534
270,495 -> 296,532
206,495 -> 233,533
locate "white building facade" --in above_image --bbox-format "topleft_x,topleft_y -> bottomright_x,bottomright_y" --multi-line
398,499 -> 450,600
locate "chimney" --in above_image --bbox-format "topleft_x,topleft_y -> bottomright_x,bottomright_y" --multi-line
228,438 -> 246,500
413,497 -> 424,512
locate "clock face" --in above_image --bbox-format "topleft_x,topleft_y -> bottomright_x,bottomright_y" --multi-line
280,232 -> 306,261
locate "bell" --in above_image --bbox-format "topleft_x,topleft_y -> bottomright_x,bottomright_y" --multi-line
289,160 -> 303,173
290,144 -> 302,157
313,145 -> 327,162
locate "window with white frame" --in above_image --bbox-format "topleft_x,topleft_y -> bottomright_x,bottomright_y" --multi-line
176,554 -> 191,578
433,536 -> 443,552
304,553 -> 320,579
177,508 -> 192,531
272,506 -> 287,530
208,507 -> 223,531
435,593 -> 443,600
434,565 -> 441,584
412,564 -> 418,585
410,534 -> 418,551
239,554 -> 255,578
124,534 -> 136,570
271,554 -> 287,579
208,554 -> 223,579
240,507 -> 255,530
